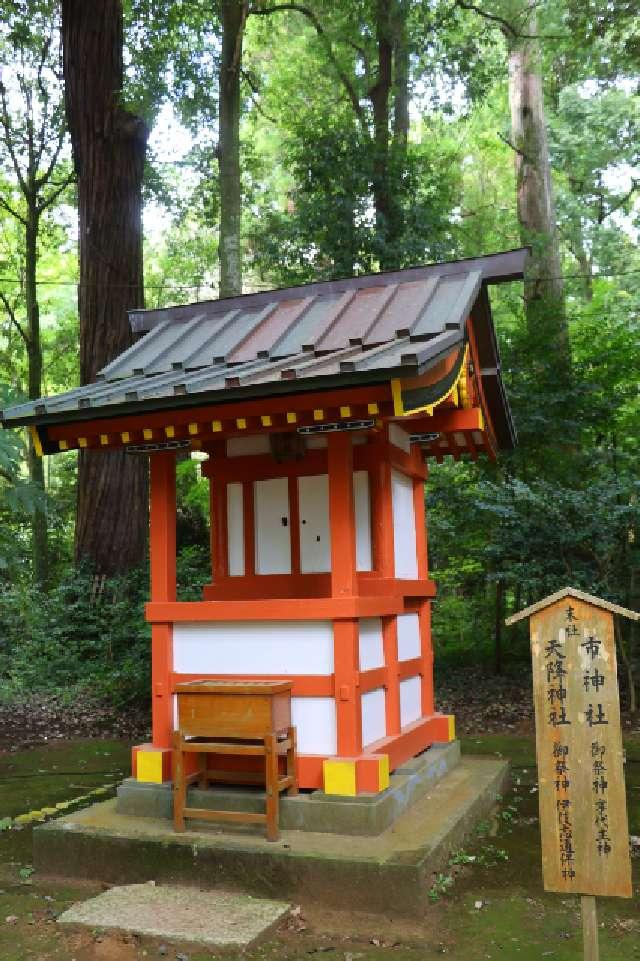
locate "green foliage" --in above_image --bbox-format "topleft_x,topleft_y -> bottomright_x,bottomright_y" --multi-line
0,565 -> 151,707
249,119 -> 461,284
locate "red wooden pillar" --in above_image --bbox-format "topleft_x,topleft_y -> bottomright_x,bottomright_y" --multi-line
149,452 -> 176,749
382,616 -> 401,736
328,431 -> 357,597
210,479 -> 228,582
328,433 -> 361,756
418,600 -> 434,716
370,431 -> 395,578
333,620 -> 362,756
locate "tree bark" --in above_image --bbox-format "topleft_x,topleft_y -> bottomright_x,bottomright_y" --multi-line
219,0 -> 247,298
61,0 -> 149,575
25,205 -> 48,587
391,0 -> 409,151
494,577 -> 505,675
507,4 -> 569,366
369,0 -> 394,270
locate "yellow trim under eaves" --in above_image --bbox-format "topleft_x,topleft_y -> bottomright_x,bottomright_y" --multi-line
391,346 -> 469,418
391,378 -> 404,417
29,426 -> 43,457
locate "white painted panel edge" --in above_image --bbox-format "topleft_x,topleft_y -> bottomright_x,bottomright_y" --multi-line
392,468 -> 418,579
172,620 -> 334,675
226,482 -> 244,576
292,697 -> 337,755
361,688 -> 386,747
399,675 -> 422,728
359,617 -> 384,670
226,434 -> 271,456
389,422 -> 411,453
397,613 -> 421,661
353,470 -> 372,571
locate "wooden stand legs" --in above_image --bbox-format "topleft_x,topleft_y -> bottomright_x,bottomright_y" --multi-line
172,727 -> 298,841
265,732 -> 279,842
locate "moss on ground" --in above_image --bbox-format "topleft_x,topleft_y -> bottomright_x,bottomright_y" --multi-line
0,734 -> 638,960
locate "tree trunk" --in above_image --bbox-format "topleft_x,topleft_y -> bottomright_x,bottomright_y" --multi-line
391,0 -> 409,151
25,207 -> 48,588
571,222 -> 593,301
615,618 -> 636,716
61,0 -> 149,576
219,0 -> 247,298
369,0 -> 394,270
494,577 -> 505,675
369,0 -> 409,270
507,4 -> 569,366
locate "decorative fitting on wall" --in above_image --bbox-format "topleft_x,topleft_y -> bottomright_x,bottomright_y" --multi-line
125,439 -> 191,454
297,419 -> 375,435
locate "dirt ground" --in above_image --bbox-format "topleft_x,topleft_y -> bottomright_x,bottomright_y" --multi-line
0,732 -> 639,961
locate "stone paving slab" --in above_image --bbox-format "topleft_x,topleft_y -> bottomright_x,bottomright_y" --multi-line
57,882 -> 291,948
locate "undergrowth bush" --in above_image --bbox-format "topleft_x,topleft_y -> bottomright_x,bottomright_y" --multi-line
0,545 -> 210,708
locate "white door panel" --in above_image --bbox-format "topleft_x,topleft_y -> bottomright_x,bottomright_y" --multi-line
298,473 -> 331,573
254,477 -> 291,574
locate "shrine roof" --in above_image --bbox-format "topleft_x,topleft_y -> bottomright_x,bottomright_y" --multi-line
505,587 -> 640,625
1,248 -> 527,442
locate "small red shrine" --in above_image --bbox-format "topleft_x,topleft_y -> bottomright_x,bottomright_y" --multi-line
1,248 -> 526,796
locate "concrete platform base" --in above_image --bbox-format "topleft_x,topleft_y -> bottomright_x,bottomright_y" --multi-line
34,756 -> 509,917
117,741 -> 461,836
57,883 -> 290,949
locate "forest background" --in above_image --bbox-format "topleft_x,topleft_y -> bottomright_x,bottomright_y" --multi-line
0,0 -> 638,724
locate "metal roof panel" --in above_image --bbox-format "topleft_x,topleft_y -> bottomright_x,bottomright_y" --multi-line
0,250 -> 526,450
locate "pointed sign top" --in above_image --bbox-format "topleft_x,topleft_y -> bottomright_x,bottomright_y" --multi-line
505,586 -> 640,626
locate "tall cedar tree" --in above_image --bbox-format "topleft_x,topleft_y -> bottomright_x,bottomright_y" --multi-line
219,0 -> 248,297
61,0 -> 148,575
506,3 -> 569,366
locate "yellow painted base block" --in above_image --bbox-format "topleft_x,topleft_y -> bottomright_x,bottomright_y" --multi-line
425,713 -> 456,744
447,715 -> 456,742
323,759 -> 357,796
324,754 -> 390,796
132,744 -> 172,784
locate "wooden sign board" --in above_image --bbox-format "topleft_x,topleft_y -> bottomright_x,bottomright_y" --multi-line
525,595 -> 632,897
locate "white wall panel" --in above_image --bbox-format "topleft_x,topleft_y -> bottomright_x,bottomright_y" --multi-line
298,474 -> 331,573
226,482 -> 244,576
292,697 -> 336,754
396,613 -> 421,661
254,477 -> 291,574
361,688 -> 386,747
353,470 -> 372,571
400,676 -> 422,728
392,469 -> 418,578
173,620 -> 334,675
388,422 -> 411,453
359,618 -> 384,671
305,435 -> 328,449
226,435 -> 270,457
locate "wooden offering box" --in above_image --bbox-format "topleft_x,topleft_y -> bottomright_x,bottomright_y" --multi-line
175,680 -> 292,739
173,679 -> 297,840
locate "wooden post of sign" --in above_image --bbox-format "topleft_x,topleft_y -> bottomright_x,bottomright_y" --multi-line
507,587 -> 639,961
581,895 -> 599,961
